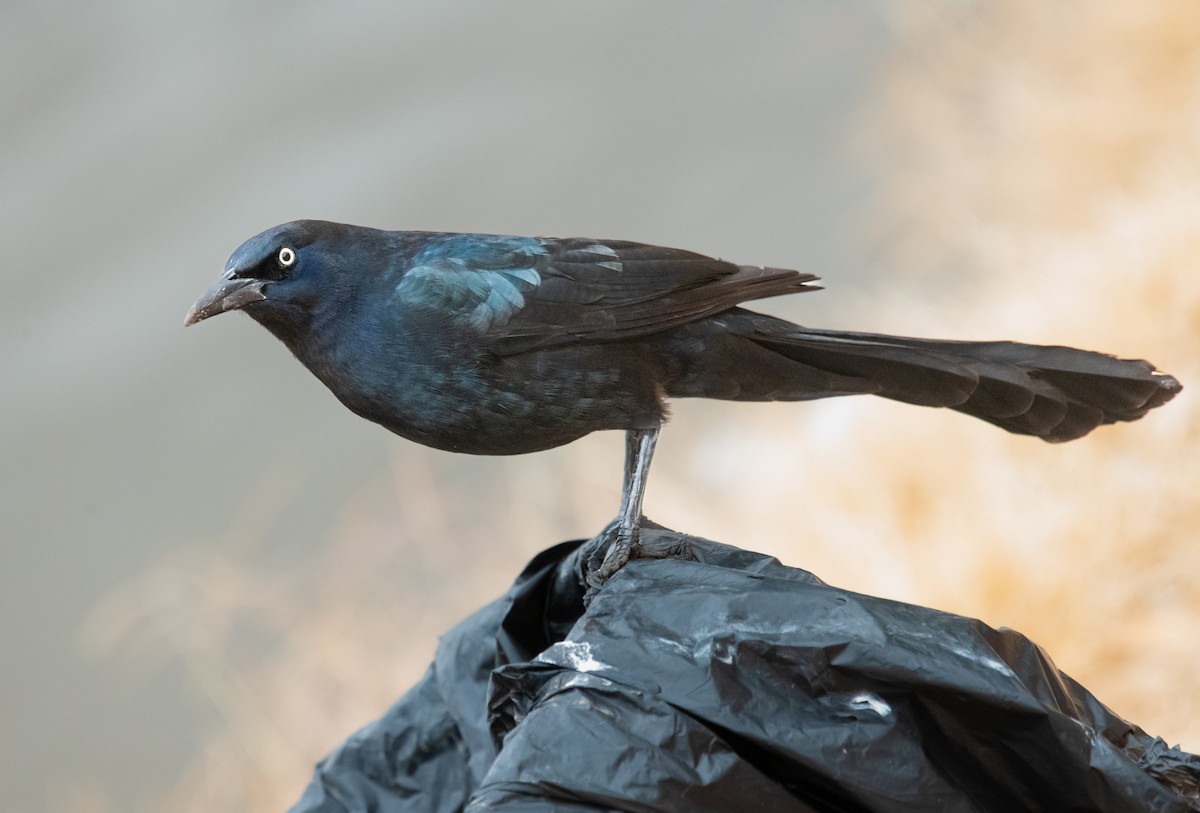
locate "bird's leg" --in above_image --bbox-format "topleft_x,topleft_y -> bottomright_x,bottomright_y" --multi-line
618,427 -> 641,518
589,426 -> 658,586
620,426 -> 657,537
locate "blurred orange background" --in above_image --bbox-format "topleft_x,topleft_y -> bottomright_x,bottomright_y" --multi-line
5,3 -> 1197,811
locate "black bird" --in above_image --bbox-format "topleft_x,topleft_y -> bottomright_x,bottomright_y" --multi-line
186,220 -> 1181,582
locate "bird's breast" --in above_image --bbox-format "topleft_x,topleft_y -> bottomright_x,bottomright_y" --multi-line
303,325 -> 668,455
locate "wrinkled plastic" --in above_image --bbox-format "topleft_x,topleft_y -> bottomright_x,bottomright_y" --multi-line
291,527 -> 1200,812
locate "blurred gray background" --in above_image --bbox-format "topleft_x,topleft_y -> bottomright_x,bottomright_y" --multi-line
3,3 -> 890,810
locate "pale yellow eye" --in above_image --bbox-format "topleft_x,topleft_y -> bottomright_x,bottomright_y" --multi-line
278,247 -> 296,267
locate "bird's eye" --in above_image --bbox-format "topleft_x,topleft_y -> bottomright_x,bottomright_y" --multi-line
278,247 -> 296,267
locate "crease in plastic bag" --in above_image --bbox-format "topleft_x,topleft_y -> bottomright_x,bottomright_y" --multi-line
291,528 -> 1200,812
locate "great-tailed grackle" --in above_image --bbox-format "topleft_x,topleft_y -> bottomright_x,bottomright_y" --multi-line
186,220 -> 1181,582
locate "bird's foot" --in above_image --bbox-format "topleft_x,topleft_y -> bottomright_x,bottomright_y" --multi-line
586,522 -> 638,590
630,530 -> 697,562
582,519 -> 697,604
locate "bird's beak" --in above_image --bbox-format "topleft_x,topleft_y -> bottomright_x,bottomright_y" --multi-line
184,269 -> 267,326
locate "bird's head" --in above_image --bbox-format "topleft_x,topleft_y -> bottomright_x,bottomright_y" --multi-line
184,220 -> 366,332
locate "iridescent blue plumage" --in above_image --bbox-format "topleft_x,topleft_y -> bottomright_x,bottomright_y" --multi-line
397,234 -> 547,330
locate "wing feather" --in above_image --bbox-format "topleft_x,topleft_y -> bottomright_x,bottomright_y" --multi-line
395,233 -> 820,353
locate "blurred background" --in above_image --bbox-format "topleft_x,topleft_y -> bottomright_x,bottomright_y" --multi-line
4,2 -> 1198,810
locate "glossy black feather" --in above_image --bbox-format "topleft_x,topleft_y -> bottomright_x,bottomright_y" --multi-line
190,220 -> 1181,456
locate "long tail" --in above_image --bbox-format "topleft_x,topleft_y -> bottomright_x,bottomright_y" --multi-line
674,312 -> 1182,442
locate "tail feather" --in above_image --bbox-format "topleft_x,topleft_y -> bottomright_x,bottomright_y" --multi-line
741,321 -> 1181,442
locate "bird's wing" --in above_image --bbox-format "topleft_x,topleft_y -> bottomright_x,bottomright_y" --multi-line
395,233 -> 820,354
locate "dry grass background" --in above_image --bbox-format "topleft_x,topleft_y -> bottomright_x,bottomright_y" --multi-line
83,3 -> 1200,810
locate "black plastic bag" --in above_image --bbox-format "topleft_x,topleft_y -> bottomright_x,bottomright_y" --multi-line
291,527 -> 1200,812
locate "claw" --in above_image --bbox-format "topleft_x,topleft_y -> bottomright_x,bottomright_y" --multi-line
588,524 -> 639,588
